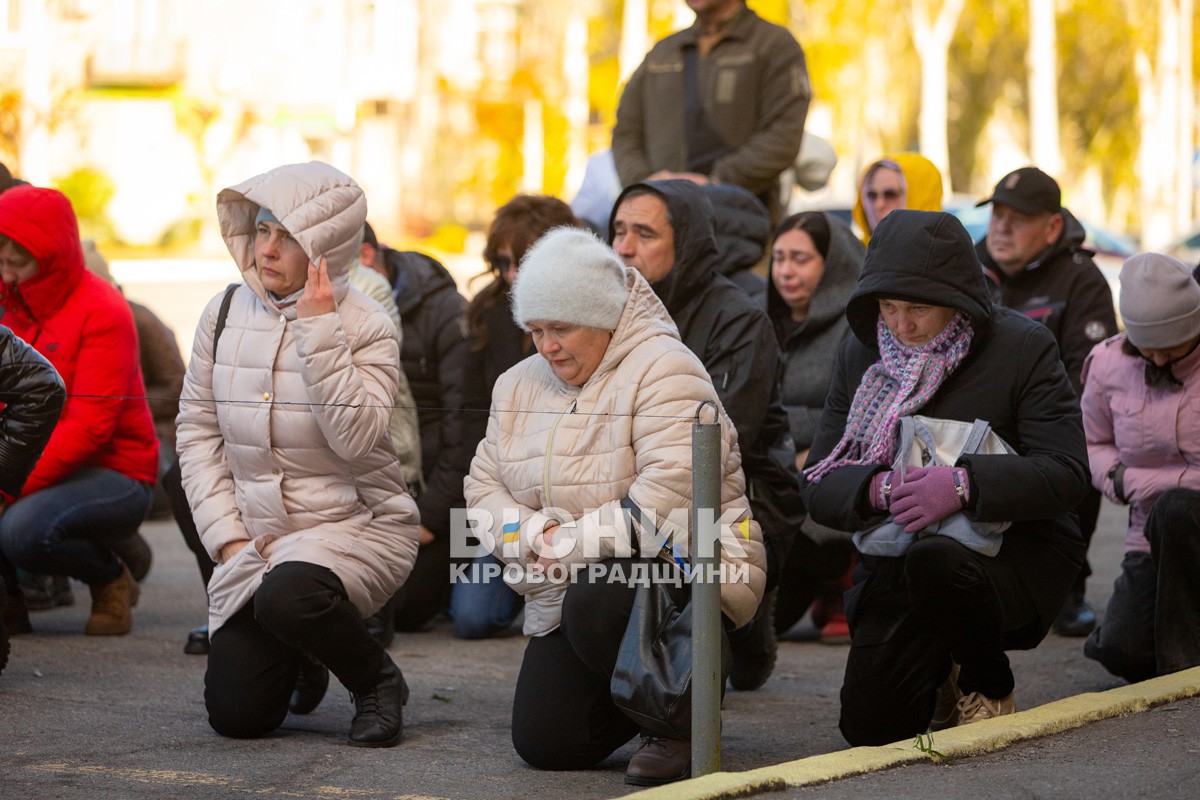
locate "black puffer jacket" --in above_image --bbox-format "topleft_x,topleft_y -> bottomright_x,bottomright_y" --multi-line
767,212 -> 865,453
382,248 -> 470,539
802,210 -> 1089,644
0,325 -> 66,499
977,208 -> 1117,396
705,183 -> 770,303
610,179 -> 803,580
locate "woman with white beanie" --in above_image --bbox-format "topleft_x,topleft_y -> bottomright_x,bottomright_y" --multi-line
464,227 -> 766,786
1081,252 -> 1200,682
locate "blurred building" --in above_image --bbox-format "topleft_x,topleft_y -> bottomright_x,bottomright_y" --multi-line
0,0 -> 592,249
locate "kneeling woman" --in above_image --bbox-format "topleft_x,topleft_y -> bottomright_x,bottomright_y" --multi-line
176,162 -> 420,747
465,228 -> 765,786
800,210 -> 1088,746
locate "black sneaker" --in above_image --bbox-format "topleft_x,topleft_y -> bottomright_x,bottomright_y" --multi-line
1053,591 -> 1097,637
19,573 -> 74,610
184,625 -> 210,655
728,587 -> 778,691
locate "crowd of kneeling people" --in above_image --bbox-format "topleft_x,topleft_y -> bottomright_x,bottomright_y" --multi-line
0,159 -> 1197,788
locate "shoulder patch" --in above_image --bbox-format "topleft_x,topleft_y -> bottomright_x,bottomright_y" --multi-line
1084,320 -> 1108,342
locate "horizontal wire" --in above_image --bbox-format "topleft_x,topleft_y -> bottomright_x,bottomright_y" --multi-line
0,391 -> 707,422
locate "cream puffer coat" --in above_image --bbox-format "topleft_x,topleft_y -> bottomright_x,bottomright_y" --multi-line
465,268 -> 767,636
177,161 -> 420,633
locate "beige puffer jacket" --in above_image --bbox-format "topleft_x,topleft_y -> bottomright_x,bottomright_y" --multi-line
464,268 -> 766,636
177,161 -> 420,633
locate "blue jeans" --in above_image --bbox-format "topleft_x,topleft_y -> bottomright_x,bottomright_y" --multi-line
0,467 -> 152,586
449,554 -> 524,639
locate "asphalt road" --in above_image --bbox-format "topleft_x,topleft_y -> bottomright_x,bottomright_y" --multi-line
0,498 -> 1158,800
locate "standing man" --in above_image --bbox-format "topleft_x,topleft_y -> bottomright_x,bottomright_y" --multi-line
976,166 -> 1119,637
609,179 -> 804,714
611,0 -> 810,223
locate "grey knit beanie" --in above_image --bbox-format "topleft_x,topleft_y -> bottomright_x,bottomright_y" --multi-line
511,227 -> 630,330
1119,252 -> 1200,349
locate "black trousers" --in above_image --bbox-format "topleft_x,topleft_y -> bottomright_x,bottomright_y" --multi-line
204,561 -> 388,739
161,458 -> 214,590
1085,489 -> 1200,682
1071,484 -> 1103,595
839,535 -> 1040,746
393,532 -> 452,631
511,560 -> 641,770
774,519 -> 855,633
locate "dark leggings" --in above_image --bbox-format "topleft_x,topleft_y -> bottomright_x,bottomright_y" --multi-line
839,535 -> 1040,746
204,562 -> 387,739
1085,489 -> 1200,681
512,559 -> 653,770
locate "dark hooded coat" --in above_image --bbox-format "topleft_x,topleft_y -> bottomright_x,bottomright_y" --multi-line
610,180 -> 802,581
381,248 -> 471,539
767,212 -> 865,453
705,183 -> 770,303
801,209 -> 1089,646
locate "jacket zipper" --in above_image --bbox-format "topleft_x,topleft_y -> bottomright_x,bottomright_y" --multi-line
543,398 -> 577,508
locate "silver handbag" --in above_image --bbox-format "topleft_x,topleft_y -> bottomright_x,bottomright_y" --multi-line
853,415 -> 1016,558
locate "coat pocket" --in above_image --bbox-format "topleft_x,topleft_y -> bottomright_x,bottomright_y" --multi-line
206,540 -> 268,620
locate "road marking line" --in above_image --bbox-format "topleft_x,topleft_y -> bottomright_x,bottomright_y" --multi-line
25,763 -> 448,800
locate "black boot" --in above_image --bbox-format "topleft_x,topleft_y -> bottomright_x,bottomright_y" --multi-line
348,657 -> 409,748
289,656 -> 330,715
364,592 -> 398,649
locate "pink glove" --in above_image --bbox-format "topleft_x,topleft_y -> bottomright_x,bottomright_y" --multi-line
889,465 -> 970,534
869,470 -> 895,512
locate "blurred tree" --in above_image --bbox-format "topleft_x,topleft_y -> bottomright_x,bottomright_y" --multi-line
54,166 -> 116,242
911,0 -> 965,192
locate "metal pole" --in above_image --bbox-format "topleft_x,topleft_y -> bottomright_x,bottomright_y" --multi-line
691,400 -> 722,776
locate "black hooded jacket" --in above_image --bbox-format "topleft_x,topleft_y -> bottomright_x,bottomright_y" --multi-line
705,183 -> 770,303
977,208 -> 1117,396
610,179 -> 802,578
0,325 -> 66,499
766,212 -> 865,452
382,248 -> 471,539
802,210 -> 1089,644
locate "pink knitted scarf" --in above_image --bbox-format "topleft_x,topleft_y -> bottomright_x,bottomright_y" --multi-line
804,311 -> 974,483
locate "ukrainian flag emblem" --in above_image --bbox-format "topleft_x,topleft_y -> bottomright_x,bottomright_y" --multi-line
739,518 -> 751,542
502,520 -> 521,544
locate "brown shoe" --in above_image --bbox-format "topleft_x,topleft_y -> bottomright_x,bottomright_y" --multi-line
930,661 -> 962,731
955,690 -> 1016,725
85,565 -> 139,636
2,592 -> 32,635
625,736 -> 690,786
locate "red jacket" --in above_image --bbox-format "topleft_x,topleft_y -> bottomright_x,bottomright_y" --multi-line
0,186 -> 158,495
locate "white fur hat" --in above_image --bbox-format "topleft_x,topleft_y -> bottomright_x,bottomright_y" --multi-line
511,227 -> 630,330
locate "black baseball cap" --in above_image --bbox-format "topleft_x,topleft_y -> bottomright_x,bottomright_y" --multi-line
976,166 -> 1061,215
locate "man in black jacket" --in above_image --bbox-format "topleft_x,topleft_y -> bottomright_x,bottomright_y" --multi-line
976,167 -> 1118,638
609,180 -> 803,703
360,224 -> 471,631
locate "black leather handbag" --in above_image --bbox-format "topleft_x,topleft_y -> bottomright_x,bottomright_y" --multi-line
609,499 -> 694,740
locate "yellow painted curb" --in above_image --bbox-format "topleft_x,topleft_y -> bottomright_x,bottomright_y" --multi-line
619,666 -> 1200,800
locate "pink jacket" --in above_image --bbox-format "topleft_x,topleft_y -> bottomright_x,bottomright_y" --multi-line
1081,334 -> 1200,553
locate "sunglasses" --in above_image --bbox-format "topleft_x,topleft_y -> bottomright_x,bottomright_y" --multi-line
866,189 -> 902,201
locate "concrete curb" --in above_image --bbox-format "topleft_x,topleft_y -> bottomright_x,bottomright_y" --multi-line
620,666 -> 1200,800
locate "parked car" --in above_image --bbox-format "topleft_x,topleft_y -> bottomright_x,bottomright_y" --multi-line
1167,226 -> 1200,270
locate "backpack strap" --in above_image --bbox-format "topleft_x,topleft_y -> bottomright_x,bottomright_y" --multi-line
212,283 -> 239,353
